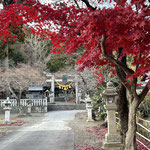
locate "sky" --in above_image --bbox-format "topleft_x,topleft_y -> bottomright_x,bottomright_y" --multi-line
0,0 -> 115,10
0,3 -> 3,9
39,0 -> 115,8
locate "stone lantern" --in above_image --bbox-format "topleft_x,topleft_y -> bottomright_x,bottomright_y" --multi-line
102,81 -> 122,150
85,94 -> 94,122
3,97 -> 12,124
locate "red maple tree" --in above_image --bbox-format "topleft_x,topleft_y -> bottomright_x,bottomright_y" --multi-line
0,0 -> 149,149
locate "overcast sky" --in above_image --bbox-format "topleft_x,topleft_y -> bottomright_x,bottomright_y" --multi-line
39,0 -> 115,8
0,0 -> 115,10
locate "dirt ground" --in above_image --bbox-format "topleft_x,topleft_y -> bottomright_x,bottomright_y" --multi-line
68,112 -> 107,150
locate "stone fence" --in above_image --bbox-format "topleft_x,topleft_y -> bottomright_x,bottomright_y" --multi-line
0,98 -> 47,113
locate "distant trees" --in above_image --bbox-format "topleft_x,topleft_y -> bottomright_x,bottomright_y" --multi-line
23,32 -> 51,68
0,64 -> 45,104
76,67 -> 98,95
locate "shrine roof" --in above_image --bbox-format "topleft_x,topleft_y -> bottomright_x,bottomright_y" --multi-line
28,87 -> 43,91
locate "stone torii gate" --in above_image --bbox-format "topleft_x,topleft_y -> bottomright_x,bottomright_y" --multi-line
46,73 -> 79,104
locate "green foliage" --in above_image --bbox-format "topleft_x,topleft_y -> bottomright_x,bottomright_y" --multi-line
9,50 -> 26,66
99,112 -> 107,120
0,47 -> 5,60
138,93 -> 150,118
44,43 -> 53,56
47,57 -> 66,73
92,82 -> 106,120
7,44 -> 26,67
0,39 -> 26,67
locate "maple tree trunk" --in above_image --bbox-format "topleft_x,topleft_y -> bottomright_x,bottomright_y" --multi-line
116,48 -> 129,148
117,85 -> 128,148
125,97 -> 138,150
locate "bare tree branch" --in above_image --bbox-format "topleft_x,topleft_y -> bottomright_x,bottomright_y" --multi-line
80,0 -> 96,10
74,0 -> 80,8
7,81 -> 18,100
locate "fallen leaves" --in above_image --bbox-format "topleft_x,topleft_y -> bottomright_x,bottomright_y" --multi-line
75,125 -> 107,150
0,120 -> 24,126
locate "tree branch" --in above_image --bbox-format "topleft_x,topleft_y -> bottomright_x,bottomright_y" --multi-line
77,72 -> 87,88
100,35 -> 134,75
74,0 -> 80,8
116,66 -> 130,90
138,83 -> 149,104
80,0 -> 96,10
7,81 -> 18,100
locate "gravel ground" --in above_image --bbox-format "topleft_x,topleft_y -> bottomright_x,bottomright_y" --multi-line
67,112 -> 107,150
0,110 -> 84,150
0,111 -> 107,150
0,113 -> 45,137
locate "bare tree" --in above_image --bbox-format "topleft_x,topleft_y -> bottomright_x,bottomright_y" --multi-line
73,67 -> 98,96
0,64 -> 46,111
23,32 -> 52,69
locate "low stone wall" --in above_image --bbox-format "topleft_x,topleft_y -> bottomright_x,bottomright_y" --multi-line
48,103 -> 86,111
0,106 -> 47,114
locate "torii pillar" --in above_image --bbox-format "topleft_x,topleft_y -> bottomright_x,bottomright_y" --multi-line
75,76 -> 79,104
51,75 -> 55,103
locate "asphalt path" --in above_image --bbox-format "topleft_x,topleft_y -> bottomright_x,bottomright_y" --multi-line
0,110 -> 84,150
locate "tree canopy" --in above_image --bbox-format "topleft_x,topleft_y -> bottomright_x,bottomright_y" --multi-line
0,0 -> 149,87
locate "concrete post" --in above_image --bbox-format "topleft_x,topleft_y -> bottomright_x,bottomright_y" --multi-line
3,97 -> 12,124
51,75 -> 55,103
102,82 -> 122,150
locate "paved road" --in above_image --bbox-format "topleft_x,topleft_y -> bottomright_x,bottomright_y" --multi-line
0,110 -> 84,150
